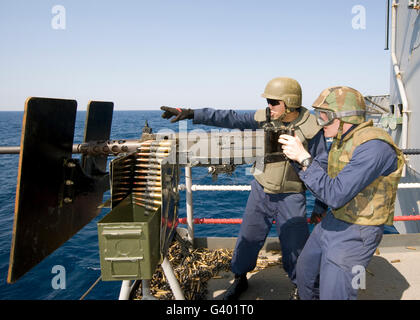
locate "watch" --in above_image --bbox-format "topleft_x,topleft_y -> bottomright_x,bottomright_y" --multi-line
300,156 -> 312,168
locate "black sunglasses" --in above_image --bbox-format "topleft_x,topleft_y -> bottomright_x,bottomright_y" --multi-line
267,99 -> 280,106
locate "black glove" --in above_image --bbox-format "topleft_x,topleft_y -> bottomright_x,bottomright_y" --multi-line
161,106 -> 194,123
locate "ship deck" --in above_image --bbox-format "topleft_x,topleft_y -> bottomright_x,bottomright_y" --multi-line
193,234 -> 420,300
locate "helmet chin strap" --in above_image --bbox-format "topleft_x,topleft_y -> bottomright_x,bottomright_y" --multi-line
336,120 -> 344,147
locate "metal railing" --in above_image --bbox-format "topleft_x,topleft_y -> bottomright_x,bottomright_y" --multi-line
180,167 -> 420,242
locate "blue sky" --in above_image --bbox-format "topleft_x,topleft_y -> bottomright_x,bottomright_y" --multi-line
0,0 -> 391,110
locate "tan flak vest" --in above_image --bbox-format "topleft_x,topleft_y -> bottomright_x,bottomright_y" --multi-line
328,120 -> 405,226
253,107 -> 321,194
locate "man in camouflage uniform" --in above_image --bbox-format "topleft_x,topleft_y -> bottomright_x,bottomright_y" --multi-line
279,86 -> 404,299
161,77 -> 327,300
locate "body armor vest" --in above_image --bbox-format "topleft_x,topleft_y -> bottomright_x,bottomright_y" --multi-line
328,121 -> 404,226
253,107 -> 321,194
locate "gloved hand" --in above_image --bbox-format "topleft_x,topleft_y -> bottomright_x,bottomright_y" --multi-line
309,211 -> 326,225
160,106 -> 194,123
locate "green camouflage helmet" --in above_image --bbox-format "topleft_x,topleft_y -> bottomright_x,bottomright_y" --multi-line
312,86 -> 366,125
261,77 -> 302,108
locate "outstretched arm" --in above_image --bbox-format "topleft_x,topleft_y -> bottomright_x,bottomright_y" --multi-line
193,108 -> 260,130
161,106 -> 260,130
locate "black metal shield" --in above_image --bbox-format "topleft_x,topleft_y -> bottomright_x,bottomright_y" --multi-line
8,98 -> 113,283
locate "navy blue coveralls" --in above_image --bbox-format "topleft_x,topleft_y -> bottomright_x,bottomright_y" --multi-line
295,127 -> 398,299
193,108 -> 327,285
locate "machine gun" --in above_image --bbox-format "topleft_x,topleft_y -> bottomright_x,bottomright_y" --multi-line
2,97 -> 270,285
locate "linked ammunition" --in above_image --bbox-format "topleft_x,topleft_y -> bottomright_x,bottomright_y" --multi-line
133,197 -> 161,205
133,192 -> 162,198
136,152 -> 168,157
138,146 -> 171,151
135,164 -> 161,169
135,170 -> 161,175
132,181 -> 162,186
133,201 -> 159,211
134,175 -> 161,180
140,141 -> 172,146
132,187 -> 162,192
136,158 -> 162,163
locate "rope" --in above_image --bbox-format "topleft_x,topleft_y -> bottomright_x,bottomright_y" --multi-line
398,183 -> 420,189
79,275 -> 101,300
193,185 -> 251,191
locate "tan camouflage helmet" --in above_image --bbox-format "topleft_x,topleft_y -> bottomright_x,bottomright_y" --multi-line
261,77 -> 302,108
312,86 -> 366,125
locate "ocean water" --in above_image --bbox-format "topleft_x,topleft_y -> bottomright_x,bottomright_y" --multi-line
0,110 -> 396,300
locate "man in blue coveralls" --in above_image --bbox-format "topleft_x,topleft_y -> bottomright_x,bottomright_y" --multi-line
161,77 -> 327,300
279,86 -> 404,299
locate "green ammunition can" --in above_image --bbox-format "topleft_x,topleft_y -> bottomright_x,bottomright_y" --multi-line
97,194 -> 161,281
